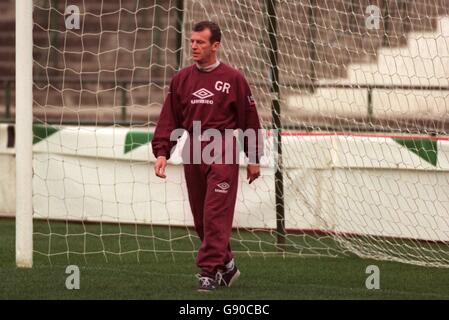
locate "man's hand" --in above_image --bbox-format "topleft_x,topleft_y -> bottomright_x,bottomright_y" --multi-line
247,163 -> 260,184
154,156 -> 167,179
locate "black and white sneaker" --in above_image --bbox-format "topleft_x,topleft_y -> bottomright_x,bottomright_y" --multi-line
216,259 -> 241,287
196,274 -> 218,292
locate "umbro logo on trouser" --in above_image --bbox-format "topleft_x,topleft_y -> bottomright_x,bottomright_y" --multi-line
214,182 -> 230,193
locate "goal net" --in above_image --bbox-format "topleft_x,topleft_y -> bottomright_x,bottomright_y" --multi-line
23,0 -> 449,267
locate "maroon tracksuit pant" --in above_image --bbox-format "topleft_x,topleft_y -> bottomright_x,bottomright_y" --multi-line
183,137 -> 239,278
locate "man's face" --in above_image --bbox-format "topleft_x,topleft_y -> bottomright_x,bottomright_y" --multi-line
190,28 -> 220,63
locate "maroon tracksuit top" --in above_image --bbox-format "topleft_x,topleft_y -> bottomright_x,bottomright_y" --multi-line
152,62 -> 263,277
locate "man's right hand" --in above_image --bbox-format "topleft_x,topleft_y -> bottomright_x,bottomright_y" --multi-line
154,156 -> 167,178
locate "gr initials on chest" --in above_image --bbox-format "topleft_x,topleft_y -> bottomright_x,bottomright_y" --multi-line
214,81 -> 231,94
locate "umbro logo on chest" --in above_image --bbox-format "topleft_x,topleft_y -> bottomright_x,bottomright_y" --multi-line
192,88 -> 214,99
191,81 -> 231,104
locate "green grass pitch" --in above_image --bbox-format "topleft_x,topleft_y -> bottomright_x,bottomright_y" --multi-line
1,218 -> 449,299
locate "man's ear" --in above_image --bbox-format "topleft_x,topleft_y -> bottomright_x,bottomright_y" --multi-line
211,41 -> 220,52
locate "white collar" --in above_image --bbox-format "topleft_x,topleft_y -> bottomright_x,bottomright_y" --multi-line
196,60 -> 220,72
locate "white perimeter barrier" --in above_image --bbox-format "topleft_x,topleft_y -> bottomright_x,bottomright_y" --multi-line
1,124 -> 449,241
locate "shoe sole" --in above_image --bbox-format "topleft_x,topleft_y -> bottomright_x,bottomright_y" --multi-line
227,269 -> 241,287
197,289 -> 215,293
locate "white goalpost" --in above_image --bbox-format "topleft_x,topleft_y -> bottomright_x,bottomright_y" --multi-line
14,0 -> 449,268
15,0 -> 33,268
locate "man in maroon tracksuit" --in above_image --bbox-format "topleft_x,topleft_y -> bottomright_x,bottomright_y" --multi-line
152,21 -> 263,292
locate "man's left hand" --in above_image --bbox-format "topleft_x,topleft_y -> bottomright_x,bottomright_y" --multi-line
247,163 -> 261,184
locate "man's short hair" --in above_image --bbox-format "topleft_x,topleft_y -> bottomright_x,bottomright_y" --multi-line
193,21 -> 221,44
